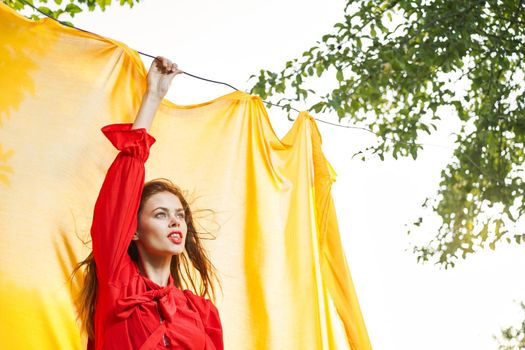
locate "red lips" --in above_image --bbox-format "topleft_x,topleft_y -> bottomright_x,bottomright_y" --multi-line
168,231 -> 183,245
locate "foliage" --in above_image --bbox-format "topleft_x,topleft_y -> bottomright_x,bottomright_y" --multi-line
250,0 -> 525,268
2,0 -> 140,24
496,302 -> 525,349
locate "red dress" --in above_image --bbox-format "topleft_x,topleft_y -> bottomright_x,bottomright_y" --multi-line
88,123 -> 223,350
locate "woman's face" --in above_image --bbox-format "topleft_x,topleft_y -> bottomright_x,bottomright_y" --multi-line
135,191 -> 188,257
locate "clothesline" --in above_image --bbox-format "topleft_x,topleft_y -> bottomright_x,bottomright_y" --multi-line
21,1 -> 370,130
14,1 -> 398,127
18,0 -> 487,177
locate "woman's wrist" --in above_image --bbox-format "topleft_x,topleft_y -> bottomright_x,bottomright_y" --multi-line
131,57 -> 180,132
132,91 -> 163,131
143,90 -> 164,104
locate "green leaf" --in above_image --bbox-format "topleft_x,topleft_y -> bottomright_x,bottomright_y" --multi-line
355,37 -> 362,49
336,69 -> 344,82
420,123 -> 430,135
370,25 -> 377,38
315,63 -> 323,77
307,66 -> 314,76
37,6 -> 52,16
322,34 -> 332,42
96,0 -> 111,11
65,3 -> 82,16
310,102 -> 324,113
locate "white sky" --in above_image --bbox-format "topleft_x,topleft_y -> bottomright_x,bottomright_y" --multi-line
53,0 -> 525,348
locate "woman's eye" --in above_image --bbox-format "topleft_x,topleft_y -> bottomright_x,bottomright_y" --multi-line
177,213 -> 185,219
155,213 -> 166,218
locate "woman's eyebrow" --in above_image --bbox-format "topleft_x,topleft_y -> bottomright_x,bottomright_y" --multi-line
152,207 -> 169,213
151,207 -> 184,213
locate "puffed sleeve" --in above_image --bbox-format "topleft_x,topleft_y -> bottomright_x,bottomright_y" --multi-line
90,123 -> 156,283
203,300 -> 223,350
184,291 -> 224,350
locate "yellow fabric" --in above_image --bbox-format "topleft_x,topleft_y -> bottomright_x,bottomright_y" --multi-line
0,3 -> 371,349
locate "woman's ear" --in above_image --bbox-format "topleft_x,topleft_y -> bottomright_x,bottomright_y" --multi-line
132,232 -> 139,241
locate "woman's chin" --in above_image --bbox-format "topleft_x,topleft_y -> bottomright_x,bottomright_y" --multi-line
170,249 -> 184,256
168,246 -> 185,256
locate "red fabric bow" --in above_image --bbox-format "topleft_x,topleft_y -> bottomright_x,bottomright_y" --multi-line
116,286 -> 178,323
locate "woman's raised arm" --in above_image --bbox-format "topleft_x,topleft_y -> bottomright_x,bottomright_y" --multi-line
133,57 -> 183,132
90,57 -> 182,283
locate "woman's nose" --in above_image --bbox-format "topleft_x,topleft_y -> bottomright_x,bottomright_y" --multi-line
169,215 -> 181,227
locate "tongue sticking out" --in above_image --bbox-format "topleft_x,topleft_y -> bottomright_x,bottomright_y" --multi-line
169,233 -> 182,244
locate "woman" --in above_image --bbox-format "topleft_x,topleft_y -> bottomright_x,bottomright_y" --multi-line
75,57 -> 223,350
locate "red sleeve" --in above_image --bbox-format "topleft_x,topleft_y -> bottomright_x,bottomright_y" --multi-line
90,123 -> 156,283
184,291 -> 224,349
204,301 -> 224,350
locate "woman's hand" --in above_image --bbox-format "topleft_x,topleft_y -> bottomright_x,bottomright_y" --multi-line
132,57 -> 183,131
146,56 -> 184,100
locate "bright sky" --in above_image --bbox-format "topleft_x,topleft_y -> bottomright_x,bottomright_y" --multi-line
57,0 -> 525,349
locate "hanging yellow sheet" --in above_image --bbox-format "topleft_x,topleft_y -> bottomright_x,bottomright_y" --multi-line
0,3 -> 371,349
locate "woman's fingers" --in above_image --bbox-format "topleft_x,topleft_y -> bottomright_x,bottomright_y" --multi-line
153,56 -> 182,75
154,56 -> 164,68
164,58 -> 172,71
152,56 -> 168,72
166,62 -> 183,75
170,64 -> 183,75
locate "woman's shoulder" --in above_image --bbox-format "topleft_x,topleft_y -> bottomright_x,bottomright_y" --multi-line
182,289 -> 219,315
182,289 -> 214,305
181,289 -> 222,328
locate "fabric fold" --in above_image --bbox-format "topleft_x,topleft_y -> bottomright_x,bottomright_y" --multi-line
115,286 -> 178,321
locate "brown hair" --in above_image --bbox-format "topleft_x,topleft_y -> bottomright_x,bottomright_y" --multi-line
72,178 -> 220,339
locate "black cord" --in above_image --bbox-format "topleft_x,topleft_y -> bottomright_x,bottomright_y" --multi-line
18,0 -> 488,175
16,0 -> 414,135
182,71 -> 239,92
133,51 -> 240,91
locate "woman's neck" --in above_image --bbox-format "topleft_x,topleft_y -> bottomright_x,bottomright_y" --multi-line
136,248 -> 172,287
